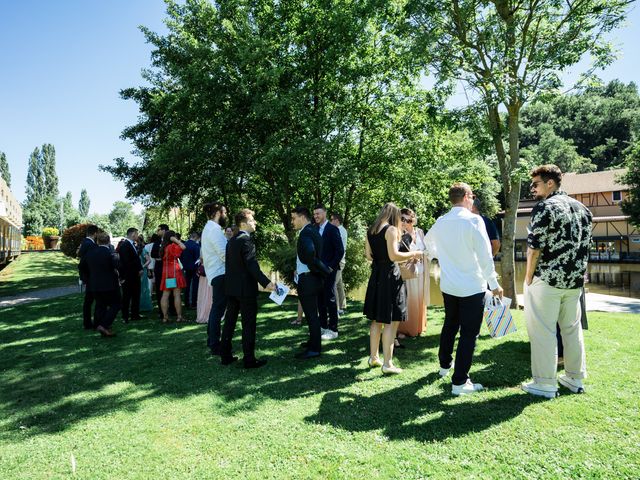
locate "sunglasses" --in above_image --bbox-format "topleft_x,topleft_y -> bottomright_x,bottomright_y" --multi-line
401,217 -> 413,223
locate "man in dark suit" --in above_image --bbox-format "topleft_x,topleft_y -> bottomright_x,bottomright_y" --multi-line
313,204 -> 344,340
118,227 -> 143,323
78,224 -> 99,329
181,231 -> 201,308
293,206 -> 331,359
151,224 -> 170,317
79,233 -> 121,337
220,209 -> 275,369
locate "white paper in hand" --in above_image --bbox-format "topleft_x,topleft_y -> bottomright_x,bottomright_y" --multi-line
269,283 -> 289,305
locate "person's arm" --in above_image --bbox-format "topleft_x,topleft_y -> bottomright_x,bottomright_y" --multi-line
525,248 -> 540,285
385,226 -> 421,263
241,237 -> 274,290
171,236 -> 186,250
525,203 -> 548,285
211,229 -> 226,262
491,239 -> 501,257
365,235 -> 373,261
472,219 -> 502,297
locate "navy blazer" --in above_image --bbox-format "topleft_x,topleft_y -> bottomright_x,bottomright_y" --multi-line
224,232 -> 271,298
117,239 -> 143,279
181,239 -> 201,271
317,222 -> 344,270
79,246 -> 120,293
78,237 -> 98,282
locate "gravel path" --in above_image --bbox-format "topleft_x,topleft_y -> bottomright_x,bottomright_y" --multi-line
0,284 -> 80,309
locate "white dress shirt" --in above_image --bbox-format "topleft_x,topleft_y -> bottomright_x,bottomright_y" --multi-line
338,225 -> 347,261
201,220 -> 227,283
318,220 -> 329,236
424,207 -> 499,297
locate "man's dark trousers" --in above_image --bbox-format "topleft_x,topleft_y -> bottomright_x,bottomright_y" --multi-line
220,296 -> 258,363
121,275 -> 141,321
95,290 -> 121,329
318,268 -> 338,332
299,273 -> 323,352
83,290 -> 96,329
439,291 -> 485,386
184,268 -> 198,307
207,274 -> 227,351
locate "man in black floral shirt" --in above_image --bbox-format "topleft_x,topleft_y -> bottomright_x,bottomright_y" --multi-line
522,165 -> 592,399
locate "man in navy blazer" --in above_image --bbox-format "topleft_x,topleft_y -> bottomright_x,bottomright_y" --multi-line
313,204 -> 344,339
79,233 -> 121,337
78,224 -> 99,330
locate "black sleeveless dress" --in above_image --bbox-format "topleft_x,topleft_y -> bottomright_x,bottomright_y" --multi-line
363,225 -> 407,324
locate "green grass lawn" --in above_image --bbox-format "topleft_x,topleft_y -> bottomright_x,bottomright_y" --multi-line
0,252 -> 78,297
0,294 -> 638,479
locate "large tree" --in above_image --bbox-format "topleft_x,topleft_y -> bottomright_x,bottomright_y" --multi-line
410,0 -> 631,305
108,201 -> 142,237
0,151 -> 10,186
521,79 -> 640,171
105,0 -> 499,253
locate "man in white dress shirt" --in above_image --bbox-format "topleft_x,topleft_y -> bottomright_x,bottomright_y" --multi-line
201,202 -> 229,355
330,213 -> 348,314
424,183 -> 503,396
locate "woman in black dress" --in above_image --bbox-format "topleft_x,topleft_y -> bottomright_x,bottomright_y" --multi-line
364,203 -> 422,374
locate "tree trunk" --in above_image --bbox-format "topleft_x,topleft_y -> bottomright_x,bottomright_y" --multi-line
502,104 -> 522,307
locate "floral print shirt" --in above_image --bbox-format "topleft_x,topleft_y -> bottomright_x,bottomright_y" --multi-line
527,190 -> 593,289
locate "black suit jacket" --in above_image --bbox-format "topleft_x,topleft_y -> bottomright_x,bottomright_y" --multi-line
297,224 -> 331,277
79,246 -> 120,293
317,222 -> 344,270
225,232 -> 271,297
118,239 -> 142,279
78,237 -> 98,282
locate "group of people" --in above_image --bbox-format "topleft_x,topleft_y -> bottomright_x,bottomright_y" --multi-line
362,164 -> 590,398
78,162 -> 591,397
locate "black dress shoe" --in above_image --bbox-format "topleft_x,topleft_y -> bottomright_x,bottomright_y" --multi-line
244,358 -> 267,369
300,341 -> 309,348
221,356 -> 239,365
131,316 -> 144,321
295,350 -> 321,360
210,346 -> 221,356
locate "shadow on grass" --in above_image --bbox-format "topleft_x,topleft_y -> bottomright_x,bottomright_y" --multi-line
0,294 -> 535,443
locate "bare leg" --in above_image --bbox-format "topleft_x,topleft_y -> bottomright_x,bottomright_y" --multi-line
173,288 -> 183,321
160,290 -> 170,322
382,321 -> 400,369
369,321 -> 382,361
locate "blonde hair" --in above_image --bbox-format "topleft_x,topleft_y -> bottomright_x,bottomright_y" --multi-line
369,203 -> 402,241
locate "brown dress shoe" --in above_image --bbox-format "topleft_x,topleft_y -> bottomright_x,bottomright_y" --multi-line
97,326 -> 116,337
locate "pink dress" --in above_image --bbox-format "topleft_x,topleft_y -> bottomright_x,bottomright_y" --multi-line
196,273 -> 212,323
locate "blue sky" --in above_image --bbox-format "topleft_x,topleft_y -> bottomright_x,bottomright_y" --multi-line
1,1 -> 639,214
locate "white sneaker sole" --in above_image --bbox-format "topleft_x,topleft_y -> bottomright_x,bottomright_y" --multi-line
521,384 -> 558,399
558,376 -> 585,394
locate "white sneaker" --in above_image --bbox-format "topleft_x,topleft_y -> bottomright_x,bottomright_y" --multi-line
521,381 -> 558,399
321,330 -> 338,340
439,363 -> 454,377
451,380 -> 484,396
558,374 -> 585,394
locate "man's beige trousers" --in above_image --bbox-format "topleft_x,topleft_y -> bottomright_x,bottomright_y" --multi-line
524,276 -> 587,386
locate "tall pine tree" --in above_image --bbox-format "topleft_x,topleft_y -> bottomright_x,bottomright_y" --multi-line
22,144 -> 62,235
78,188 -> 90,218
0,151 -> 10,187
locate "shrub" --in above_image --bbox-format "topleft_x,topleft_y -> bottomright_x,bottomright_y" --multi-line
342,220 -> 370,293
267,221 -> 370,294
60,224 -> 93,258
25,236 -> 45,250
41,227 -> 60,238
268,241 -> 297,288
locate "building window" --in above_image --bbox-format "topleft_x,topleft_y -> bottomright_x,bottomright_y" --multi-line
613,191 -> 622,202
